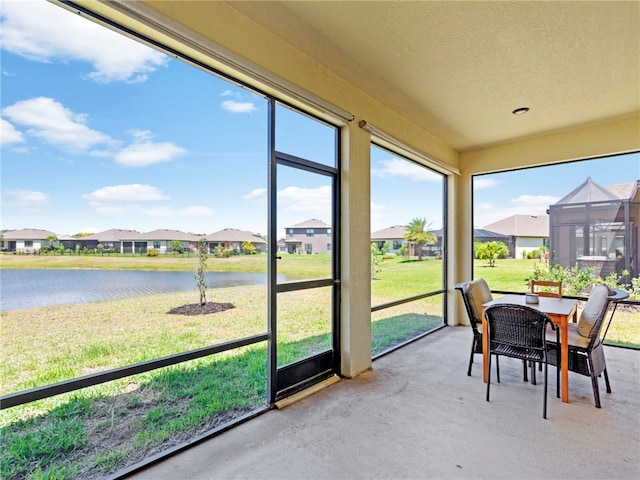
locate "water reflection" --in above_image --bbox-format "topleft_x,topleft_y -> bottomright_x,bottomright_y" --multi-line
0,269 -> 274,311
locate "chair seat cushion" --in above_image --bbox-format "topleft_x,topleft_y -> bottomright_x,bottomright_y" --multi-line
546,323 -> 591,349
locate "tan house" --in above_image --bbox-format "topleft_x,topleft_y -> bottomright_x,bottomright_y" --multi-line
139,229 -> 200,254
483,215 -> 550,259
371,225 -> 406,255
85,229 -> 144,254
1,228 -> 58,253
207,228 -> 266,254
284,219 -> 332,254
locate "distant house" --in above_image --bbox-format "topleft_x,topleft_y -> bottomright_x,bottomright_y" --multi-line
85,229 -> 145,254
548,177 -> 639,278
371,225 -> 508,257
424,228 -> 510,257
284,219 -> 332,254
1,228 -> 57,253
139,229 -> 200,254
371,225 -> 406,255
483,215 -> 549,259
207,228 -> 266,254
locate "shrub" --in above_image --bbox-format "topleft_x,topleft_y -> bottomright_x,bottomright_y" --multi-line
528,262 -> 639,299
146,249 -> 158,257
474,241 -> 509,267
213,246 -> 231,258
242,241 -> 257,255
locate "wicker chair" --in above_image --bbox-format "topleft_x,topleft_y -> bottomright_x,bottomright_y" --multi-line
484,304 -> 558,419
546,284 -> 629,408
455,279 -> 531,379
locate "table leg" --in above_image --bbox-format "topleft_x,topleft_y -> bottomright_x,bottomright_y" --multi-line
561,317 -> 569,403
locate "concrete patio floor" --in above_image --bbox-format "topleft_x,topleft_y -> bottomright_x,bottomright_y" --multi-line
128,326 -> 640,480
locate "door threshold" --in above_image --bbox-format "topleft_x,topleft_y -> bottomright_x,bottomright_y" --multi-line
274,375 -> 341,409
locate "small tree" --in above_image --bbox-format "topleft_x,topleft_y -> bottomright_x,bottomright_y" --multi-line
371,243 -> 384,279
474,241 -> 509,267
171,240 -> 184,254
194,237 -> 208,306
46,234 -> 58,250
404,218 -> 437,261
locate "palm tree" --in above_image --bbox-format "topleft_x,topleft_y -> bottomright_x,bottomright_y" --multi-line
46,234 -> 58,251
404,218 -> 436,261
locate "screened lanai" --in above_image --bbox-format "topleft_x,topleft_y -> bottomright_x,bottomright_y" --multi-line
1,1 -> 638,478
549,177 -> 639,279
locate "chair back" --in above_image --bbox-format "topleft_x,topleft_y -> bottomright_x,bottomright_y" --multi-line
484,304 -> 551,357
530,280 -> 562,298
455,279 -> 493,333
578,284 -> 630,348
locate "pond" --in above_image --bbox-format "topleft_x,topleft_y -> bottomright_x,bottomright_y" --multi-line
0,269 -> 276,311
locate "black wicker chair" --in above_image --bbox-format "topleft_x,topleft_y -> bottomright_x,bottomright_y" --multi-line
484,304 -> 558,419
546,284 -> 629,408
455,280 -> 530,380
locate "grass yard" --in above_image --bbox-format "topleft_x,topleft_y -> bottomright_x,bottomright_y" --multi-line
1,254 -> 638,478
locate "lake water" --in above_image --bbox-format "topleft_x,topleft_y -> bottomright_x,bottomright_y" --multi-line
0,269 -> 274,311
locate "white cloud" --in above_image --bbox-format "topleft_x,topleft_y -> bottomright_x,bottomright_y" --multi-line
0,0 -> 168,83
128,129 -> 154,142
511,194 -> 559,209
474,178 -> 499,189
146,205 -> 215,217
84,184 -> 170,203
114,141 -> 187,167
242,188 -> 266,201
2,97 -> 112,153
370,201 -> 390,232
81,185 -> 213,220
0,118 -> 25,146
371,158 -> 440,182
222,100 -> 256,114
3,188 -> 48,210
182,205 -> 215,216
277,185 -> 331,215
475,195 -> 557,228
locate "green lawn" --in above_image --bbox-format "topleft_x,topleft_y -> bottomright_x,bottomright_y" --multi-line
0,254 -> 637,479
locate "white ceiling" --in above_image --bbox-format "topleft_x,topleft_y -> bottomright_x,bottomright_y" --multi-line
229,1 -> 640,151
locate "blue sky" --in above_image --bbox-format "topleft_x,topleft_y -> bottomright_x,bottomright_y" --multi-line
473,153 -> 640,229
1,1 -> 639,237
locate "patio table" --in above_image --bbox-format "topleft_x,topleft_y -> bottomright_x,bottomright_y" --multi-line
482,294 -> 578,403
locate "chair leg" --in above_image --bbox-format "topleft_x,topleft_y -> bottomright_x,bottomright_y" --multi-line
522,360 -> 528,382
588,356 -> 602,408
543,361 -> 548,419
468,339 -> 475,376
486,354 -> 493,402
531,361 -> 537,385
590,374 -> 602,408
496,355 -> 500,383
604,368 -> 611,394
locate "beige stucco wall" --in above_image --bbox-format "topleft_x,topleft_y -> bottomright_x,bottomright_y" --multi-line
71,0 -> 639,378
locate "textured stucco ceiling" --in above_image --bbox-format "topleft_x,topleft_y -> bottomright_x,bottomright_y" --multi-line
229,1 -> 640,151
